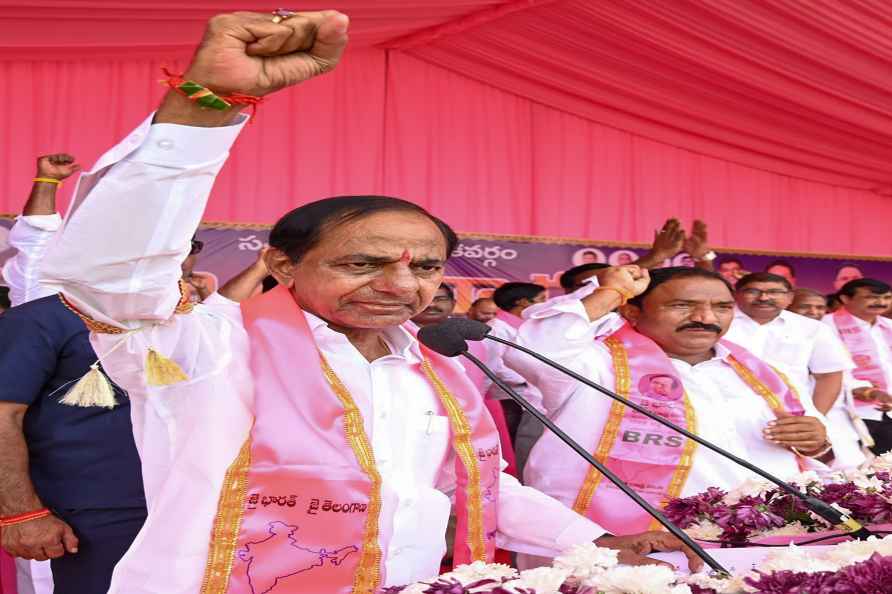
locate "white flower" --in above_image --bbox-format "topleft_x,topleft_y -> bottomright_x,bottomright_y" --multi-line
553,542 -> 618,582
852,474 -> 885,492
441,561 -> 517,585
585,564 -> 678,594
685,520 -> 723,540
500,567 -> 570,594
787,470 -> 821,489
724,477 -> 774,504
869,452 -> 892,473
685,573 -> 748,594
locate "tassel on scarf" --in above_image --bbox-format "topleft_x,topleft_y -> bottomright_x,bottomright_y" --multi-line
59,363 -> 118,409
145,348 -> 189,386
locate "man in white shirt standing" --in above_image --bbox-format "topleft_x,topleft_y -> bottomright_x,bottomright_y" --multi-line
35,11 -> 697,593
825,279 -> 892,454
508,266 -> 830,544
724,273 -> 863,468
490,283 -> 548,471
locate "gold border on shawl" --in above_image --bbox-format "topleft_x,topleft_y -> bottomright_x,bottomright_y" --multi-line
572,336 -> 630,516
420,360 -> 487,562
320,356 -> 384,594
652,394 -> 698,531
727,356 -> 787,412
573,337 -> 698,529
58,293 -> 127,335
199,439 -> 252,594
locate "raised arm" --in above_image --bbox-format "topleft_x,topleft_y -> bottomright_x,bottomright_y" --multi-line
38,10 -> 350,329
1,154 -> 80,306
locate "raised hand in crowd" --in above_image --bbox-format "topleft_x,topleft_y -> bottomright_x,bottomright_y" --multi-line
157,10 -> 349,127
684,219 -> 715,270
36,153 -> 81,182
23,153 -> 81,216
219,247 -> 272,302
580,264 -> 650,321
637,218 -> 685,268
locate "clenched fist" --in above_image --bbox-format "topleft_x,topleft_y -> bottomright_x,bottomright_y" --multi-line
35,154 -> 80,181
184,10 -> 349,97
1,514 -> 79,561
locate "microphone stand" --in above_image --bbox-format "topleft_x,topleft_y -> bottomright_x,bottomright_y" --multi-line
483,334 -> 873,540
459,349 -> 729,575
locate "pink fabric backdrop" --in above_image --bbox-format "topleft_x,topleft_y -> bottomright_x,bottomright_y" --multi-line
1,1 -> 891,255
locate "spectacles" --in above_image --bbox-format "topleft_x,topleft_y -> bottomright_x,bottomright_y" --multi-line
740,288 -> 789,298
190,239 -> 204,255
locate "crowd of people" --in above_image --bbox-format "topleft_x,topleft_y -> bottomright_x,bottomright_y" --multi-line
1,9 -> 891,594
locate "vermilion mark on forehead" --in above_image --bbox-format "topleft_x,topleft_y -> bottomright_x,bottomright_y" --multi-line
400,250 -> 412,263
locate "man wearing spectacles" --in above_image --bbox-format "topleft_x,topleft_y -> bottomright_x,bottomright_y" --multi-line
724,272 -> 863,467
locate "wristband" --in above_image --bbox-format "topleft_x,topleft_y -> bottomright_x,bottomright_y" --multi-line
594,286 -> 633,307
33,177 -> 61,186
0,508 -> 51,527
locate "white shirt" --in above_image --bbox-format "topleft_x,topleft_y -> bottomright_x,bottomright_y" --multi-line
724,309 -> 853,399
484,317 -> 545,411
726,309 -> 863,468
38,115 -> 603,593
1,213 -> 62,306
823,313 -> 892,421
506,286 -> 826,515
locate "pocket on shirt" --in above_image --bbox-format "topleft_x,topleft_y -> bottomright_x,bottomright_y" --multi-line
409,414 -> 450,485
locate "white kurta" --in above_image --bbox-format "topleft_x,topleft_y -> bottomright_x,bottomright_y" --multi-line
506,285 -> 827,516
484,316 -> 545,411
1,213 -> 62,306
823,313 -> 892,422
725,309 -> 864,468
37,115 -> 604,593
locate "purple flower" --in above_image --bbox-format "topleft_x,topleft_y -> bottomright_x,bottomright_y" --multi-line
688,586 -> 718,594
664,487 -> 727,528
713,496 -> 786,542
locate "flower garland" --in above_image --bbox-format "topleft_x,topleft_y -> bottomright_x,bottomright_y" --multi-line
664,455 -> 892,545
387,536 -> 892,594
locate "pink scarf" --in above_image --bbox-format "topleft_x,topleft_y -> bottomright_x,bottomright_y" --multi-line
573,323 -> 804,535
833,309 -> 892,398
199,287 -> 499,594
496,310 -> 522,329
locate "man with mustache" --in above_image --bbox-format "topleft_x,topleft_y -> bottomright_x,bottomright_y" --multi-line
507,266 -> 829,541
824,279 -> 892,454
33,10 -> 698,593
724,273 -> 861,467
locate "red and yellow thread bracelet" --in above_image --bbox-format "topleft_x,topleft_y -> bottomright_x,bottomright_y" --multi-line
160,68 -> 263,116
0,508 -> 52,527
33,177 -> 62,185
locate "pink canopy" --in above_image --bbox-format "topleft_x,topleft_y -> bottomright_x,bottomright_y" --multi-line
1,1 -> 891,255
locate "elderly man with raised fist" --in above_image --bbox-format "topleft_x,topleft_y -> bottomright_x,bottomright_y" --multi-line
36,10 -> 698,594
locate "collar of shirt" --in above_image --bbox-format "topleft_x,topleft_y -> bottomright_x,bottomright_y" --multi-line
733,307 -> 790,329
302,310 -> 423,364
669,341 -> 733,370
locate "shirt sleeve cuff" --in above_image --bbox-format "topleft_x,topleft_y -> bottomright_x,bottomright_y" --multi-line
17,213 -> 62,231
128,114 -> 249,168
554,516 -> 607,550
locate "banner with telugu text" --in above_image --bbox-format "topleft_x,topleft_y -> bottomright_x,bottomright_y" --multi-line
3,218 -> 891,311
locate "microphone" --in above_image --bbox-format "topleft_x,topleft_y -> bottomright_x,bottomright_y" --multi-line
440,318 -> 873,541
417,322 -> 729,574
